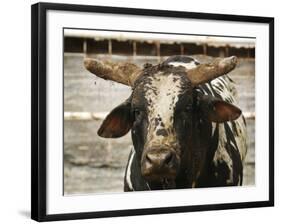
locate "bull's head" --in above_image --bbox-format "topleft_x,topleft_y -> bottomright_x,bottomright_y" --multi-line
84,55 -> 241,189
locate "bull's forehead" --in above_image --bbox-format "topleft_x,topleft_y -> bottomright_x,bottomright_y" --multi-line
145,73 -> 185,125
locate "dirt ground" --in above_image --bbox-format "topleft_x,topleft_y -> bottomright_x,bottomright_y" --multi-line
63,54 -> 255,195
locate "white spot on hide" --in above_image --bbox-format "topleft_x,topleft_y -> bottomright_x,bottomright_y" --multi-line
144,73 -> 184,146
168,61 -> 198,70
125,148 -> 135,191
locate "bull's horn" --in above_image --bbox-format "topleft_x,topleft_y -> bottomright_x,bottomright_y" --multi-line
84,58 -> 141,86
186,56 -> 238,86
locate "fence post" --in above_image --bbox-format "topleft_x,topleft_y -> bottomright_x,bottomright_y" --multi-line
108,39 -> 112,57
180,44 -> 184,55
83,39 -> 87,56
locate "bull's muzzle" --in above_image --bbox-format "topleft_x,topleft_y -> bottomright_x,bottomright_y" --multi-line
141,147 -> 179,181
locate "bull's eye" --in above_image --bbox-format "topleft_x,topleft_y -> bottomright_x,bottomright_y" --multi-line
185,105 -> 192,112
133,109 -> 141,118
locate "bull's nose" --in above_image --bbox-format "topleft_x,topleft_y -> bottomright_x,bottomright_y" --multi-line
145,150 -> 174,168
141,148 -> 178,181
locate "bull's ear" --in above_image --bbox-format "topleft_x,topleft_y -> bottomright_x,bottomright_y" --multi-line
98,100 -> 133,138
198,95 -> 241,123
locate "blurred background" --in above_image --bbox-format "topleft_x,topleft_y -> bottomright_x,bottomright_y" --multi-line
63,29 -> 255,195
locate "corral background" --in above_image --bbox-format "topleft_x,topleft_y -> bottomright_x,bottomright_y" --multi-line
63,29 -> 255,195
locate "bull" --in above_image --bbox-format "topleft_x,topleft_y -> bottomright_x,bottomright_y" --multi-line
84,55 -> 247,191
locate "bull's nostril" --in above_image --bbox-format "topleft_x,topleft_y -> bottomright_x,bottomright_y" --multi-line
144,150 -> 176,170
146,153 -> 153,164
164,152 -> 174,165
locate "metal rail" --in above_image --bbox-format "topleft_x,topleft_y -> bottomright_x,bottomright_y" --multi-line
64,111 -> 255,121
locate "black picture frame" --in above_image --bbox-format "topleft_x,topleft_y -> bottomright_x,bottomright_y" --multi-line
31,2 -> 274,222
